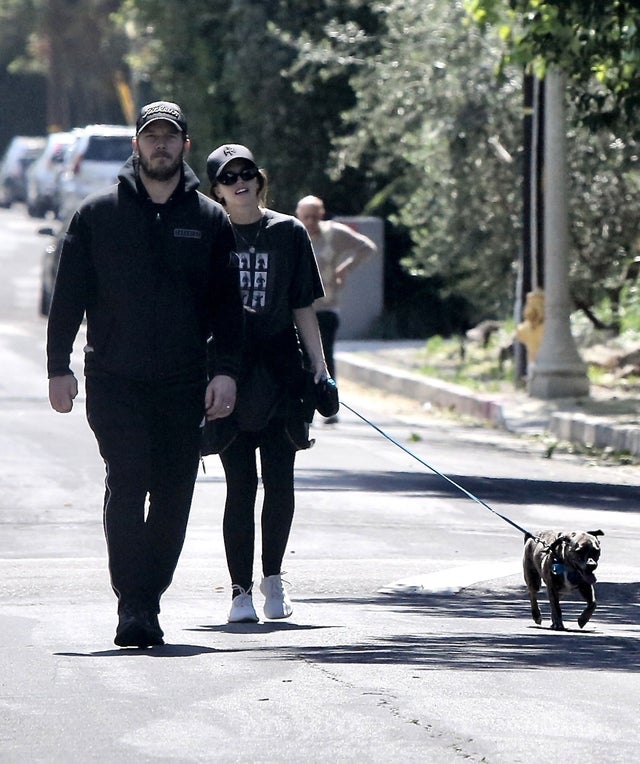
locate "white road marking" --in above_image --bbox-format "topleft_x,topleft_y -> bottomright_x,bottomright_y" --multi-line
379,559 -> 522,595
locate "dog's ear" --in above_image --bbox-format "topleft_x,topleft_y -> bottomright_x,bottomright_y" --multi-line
588,529 -> 605,537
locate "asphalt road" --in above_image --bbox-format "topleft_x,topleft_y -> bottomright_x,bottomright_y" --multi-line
1,206 -> 639,763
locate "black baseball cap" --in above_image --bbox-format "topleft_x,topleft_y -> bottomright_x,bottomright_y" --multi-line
136,101 -> 187,134
206,144 -> 257,183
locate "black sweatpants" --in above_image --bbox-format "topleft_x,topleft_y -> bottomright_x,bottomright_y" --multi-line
86,374 -> 205,613
219,419 -> 296,592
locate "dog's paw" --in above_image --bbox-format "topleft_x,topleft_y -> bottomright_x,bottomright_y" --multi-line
578,616 -> 590,629
550,622 -> 566,631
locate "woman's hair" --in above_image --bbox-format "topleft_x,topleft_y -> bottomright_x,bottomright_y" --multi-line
210,168 -> 269,208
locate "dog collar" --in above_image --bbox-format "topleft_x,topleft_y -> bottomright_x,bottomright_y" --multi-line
553,562 -> 589,586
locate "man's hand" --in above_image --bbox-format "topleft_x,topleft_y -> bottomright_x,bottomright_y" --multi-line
49,374 -> 78,413
334,259 -> 353,288
204,374 -> 237,420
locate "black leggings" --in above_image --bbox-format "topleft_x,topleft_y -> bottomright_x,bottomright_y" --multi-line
316,309 -> 340,380
219,419 -> 296,591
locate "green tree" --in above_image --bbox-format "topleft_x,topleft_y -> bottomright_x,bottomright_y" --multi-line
466,0 -> 640,332
567,126 -> 640,333
284,0 -> 525,325
465,0 -> 640,136
116,0 -> 235,164
120,0 -> 364,212
286,0 -> 640,333
1,0 -> 131,129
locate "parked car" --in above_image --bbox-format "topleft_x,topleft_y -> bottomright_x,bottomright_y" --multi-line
38,222 -> 65,317
0,136 -> 46,208
25,131 -> 77,218
57,124 -> 134,219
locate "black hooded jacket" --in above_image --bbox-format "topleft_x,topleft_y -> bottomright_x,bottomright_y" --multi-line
47,156 -> 243,383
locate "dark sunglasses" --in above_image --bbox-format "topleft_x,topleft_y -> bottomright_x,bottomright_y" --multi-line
217,166 -> 259,185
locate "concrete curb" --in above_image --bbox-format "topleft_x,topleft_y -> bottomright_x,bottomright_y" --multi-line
336,353 -> 507,426
549,412 -> 640,455
337,352 -> 640,456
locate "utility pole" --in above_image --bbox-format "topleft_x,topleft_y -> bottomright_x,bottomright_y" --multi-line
528,68 -> 589,399
516,74 -> 545,383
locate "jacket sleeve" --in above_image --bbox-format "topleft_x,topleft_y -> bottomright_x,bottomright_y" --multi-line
46,212 -> 92,378
208,213 -> 244,379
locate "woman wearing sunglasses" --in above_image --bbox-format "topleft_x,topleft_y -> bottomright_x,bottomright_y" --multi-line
205,143 -> 328,623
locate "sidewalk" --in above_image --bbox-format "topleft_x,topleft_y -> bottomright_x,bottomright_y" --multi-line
335,340 -> 640,457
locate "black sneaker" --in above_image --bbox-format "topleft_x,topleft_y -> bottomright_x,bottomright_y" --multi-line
114,607 -> 164,648
144,611 -> 165,645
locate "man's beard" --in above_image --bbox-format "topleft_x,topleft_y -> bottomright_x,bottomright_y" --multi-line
138,152 -> 183,181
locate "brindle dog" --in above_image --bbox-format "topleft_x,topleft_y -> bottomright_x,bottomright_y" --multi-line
523,530 -> 604,630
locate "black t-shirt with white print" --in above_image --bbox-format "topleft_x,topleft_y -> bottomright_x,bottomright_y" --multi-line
232,208 -> 323,431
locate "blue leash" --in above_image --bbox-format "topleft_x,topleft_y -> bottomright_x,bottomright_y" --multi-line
340,400 -> 536,540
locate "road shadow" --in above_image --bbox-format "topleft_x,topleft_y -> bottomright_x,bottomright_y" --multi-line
279,628 -> 640,672
53,583 -> 638,668
190,622 -> 330,635
53,623 -> 333,658
283,581 -> 640,672
388,579 -> 640,628
295,468 -> 640,514
55,643 -> 221,658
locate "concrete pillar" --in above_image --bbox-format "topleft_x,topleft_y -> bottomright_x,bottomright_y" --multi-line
528,68 -> 590,399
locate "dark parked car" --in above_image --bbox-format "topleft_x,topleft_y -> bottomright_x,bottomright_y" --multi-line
0,136 -> 46,208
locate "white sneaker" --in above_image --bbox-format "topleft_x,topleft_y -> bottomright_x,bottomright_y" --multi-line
227,585 -> 259,623
260,574 -> 293,619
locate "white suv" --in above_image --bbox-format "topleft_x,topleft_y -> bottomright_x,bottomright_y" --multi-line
26,131 -> 76,218
58,124 -> 135,219
0,135 -> 46,208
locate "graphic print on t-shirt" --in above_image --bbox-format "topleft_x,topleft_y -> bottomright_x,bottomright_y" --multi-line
239,249 -> 269,311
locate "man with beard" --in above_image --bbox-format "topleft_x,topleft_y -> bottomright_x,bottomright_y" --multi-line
47,102 -> 244,648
